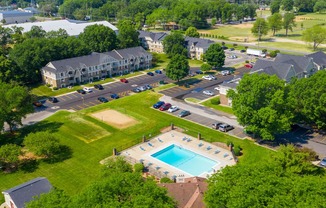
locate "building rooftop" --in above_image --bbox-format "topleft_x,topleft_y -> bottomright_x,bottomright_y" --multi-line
0,10 -> 32,17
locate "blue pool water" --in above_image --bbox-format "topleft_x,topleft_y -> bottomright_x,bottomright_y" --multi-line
151,144 -> 218,176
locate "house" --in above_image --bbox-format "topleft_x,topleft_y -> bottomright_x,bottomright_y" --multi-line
159,177 -> 208,208
185,37 -> 215,60
250,53 -> 317,82
138,30 -> 167,53
41,46 -> 152,88
3,19 -> 118,36
139,31 -> 214,60
2,177 -> 52,208
306,51 -> 326,70
219,77 -> 241,106
0,11 -> 33,24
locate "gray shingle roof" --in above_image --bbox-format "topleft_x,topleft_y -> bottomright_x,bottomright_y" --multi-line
274,53 -> 311,74
0,10 -> 32,17
306,51 -> 326,67
251,59 -> 293,80
185,36 -> 214,49
2,177 -> 52,208
138,30 -> 168,42
103,46 -> 149,60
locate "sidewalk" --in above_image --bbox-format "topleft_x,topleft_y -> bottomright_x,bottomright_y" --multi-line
160,95 -> 242,129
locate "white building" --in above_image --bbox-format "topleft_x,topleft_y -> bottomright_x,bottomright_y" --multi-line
0,11 -> 33,24
3,19 -> 118,36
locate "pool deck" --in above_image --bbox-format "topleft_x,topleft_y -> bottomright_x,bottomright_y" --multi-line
121,130 -> 236,179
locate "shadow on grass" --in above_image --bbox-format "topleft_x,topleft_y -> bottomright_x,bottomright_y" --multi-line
43,145 -> 73,164
20,159 -> 39,173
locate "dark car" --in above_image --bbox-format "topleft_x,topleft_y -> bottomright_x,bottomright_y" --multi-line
155,70 -> 162,74
33,101 -> 43,107
98,97 -> 109,103
195,70 -> 203,74
147,72 -> 154,76
230,48 -> 235,51
132,88 -> 141,93
77,89 -> 86,94
110,94 -> 119,99
153,101 -> 165,109
120,78 -> 128,83
222,46 -> 228,50
159,103 -> 172,111
178,110 -> 190,117
212,122 -> 223,130
48,97 -> 58,103
240,49 -> 246,53
94,84 -> 104,90
145,84 -> 152,90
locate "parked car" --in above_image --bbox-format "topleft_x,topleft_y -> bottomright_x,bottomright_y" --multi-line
110,94 -> 119,99
240,49 -> 246,53
48,97 -> 58,103
132,88 -> 141,93
144,84 -> 152,90
219,124 -> 234,132
120,78 -> 128,83
179,110 -> 190,117
139,86 -> 148,91
230,48 -> 235,51
33,101 -> 43,107
212,122 -> 223,129
320,157 -> 326,167
98,97 -> 109,103
202,75 -> 216,81
94,84 -> 104,90
195,70 -> 203,74
214,86 -> 220,91
77,89 -> 86,94
83,87 -> 92,93
168,106 -> 179,113
153,101 -> 165,109
245,63 -> 253,68
222,46 -> 228,50
220,70 -> 231,76
155,70 -> 162,74
159,103 -> 172,111
203,90 -> 214,96
228,55 -> 237,59
147,72 -> 154,76
188,73 -> 195,77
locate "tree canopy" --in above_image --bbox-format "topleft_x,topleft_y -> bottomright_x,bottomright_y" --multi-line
200,63 -> 212,73
204,44 -> 225,68
268,13 -> 283,36
228,73 -> 293,140
165,54 -> 189,82
185,26 -> 200,38
117,20 -> 140,49
0,144 -> 21,170
251,18 -> 269,40
302,25 -> 326,51
283,12 -> 296,36
162,31 -> 186,58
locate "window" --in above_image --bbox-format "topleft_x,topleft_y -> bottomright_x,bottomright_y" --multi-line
61,79 -> 64,82
61,73 -> 63,77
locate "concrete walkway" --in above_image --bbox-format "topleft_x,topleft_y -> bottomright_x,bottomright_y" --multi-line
160,95 -> 242,129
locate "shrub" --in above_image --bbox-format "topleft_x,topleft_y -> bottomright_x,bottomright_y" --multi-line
160,177 -> 174,183
227,141 -> 234,147
134,163 -> 144,173
262,49 -> 267,53
53,87 -> 58,90
210,97 -> 220,105
233,145 -> 242,156
245,60 -> 249,63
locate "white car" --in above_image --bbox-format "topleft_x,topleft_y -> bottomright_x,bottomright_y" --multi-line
228,55 -> 237,59
168,106 -> 179,113
203,90 -> 214,96
220,70 -> 231,76
83,87 -> 92,93
202,75 -> 216,81
214,86 -> 220,91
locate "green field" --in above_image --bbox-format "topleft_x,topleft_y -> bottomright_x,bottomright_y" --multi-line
201,97 -> 234,115
0,91 -> 273,203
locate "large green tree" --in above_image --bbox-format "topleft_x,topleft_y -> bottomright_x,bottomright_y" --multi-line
0,82 -> 33,133
162,31 -> 186,57
271,0 -> 281,14
294,0 -> 316,12
283,12 -> 296,36
204,43 -> 225,68
24,26 -> 46,39
268,13 -> 283,36
302,25 -> 326,51
0,144 -> 21,171
117,20 -> 140,49
23,131 -> 61,158
79,24 -> 118,52
200,63 -> 212,73
251,18 -> 269,41
185,26 -> 200,38
205,149 -> 326,208
228,73 -> 293,140
314,0 -> 326,12
165,54 -> 189,82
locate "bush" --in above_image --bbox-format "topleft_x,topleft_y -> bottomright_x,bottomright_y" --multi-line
269,50 -> 280,58
210,97 -> 220,105
233,145 -> 242,156
53,87 -> 58,90
134,163 -> 144,173
160,177 -> 174,183
262,49 -> 267,53
227,141 -> 234,147
245,60 -> 249,63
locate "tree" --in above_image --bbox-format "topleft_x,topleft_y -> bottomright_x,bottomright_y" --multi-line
79,24 -> 118,52
251,18 -> 269,41
289,70 -> 326,130
204,44 -> 225,68
45,29 -> 69,39
26,189 -> 71,208
268,13 -> 283,36
227,73 -> 293,140
271,0 -> 281,14
283,12 -> 296,36
211,18 -> 217,26
0,144 -> 21,170
185,26 -> 200,38
162,31 -> 185,57
23,131 -> 61,158
117,20 -> 140,49
205,152 -> 326,208
314,0 -> 326,12
282,0 -> 294,11
24,26 -> 46,39
0,26 -> 13,46
294,0 -> 315,12
165,54 -> 189,82
0,82 -> 33,133
302,25 -> 326,51
200,63 -> 212,73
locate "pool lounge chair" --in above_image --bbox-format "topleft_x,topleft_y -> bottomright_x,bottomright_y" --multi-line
223,153 -> 229,158
187,138 -> 192,142
206,146 -> 212,150
198,143 -> 204,147
148,142 -> 154,147
214,150 -> 220,154
140,146 -> 146,151
139,159 -> 144,163
158,138 -> 163,142
182,137 -> 187,141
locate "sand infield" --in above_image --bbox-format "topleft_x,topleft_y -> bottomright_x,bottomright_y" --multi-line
91,109 -> 138,129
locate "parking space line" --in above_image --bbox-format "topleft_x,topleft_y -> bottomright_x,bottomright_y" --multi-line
59,96 -> 67,101
70,94 -> 79,98
70,107 -> 78,111
76,105 -> 83,109
89,101 -> 97,105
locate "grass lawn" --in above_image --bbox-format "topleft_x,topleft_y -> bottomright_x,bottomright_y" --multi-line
185,97 -> 201,103
0,91 -> 273,203
201,97 -> 234,115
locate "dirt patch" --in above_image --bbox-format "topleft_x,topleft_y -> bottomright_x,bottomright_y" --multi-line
91,109 -> 139,129
233,23 -> 253,28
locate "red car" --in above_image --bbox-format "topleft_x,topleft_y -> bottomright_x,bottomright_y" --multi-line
159,103 -> 172,111
120,78 -> 128,83
244,63 -> 253,68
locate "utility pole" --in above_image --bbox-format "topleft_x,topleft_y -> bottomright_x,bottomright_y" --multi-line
258,21 -> 261,49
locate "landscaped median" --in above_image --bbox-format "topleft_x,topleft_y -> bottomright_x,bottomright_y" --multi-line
0,91 -> 273,203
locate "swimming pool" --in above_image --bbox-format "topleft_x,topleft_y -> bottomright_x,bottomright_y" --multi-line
151,144 -> 219,176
